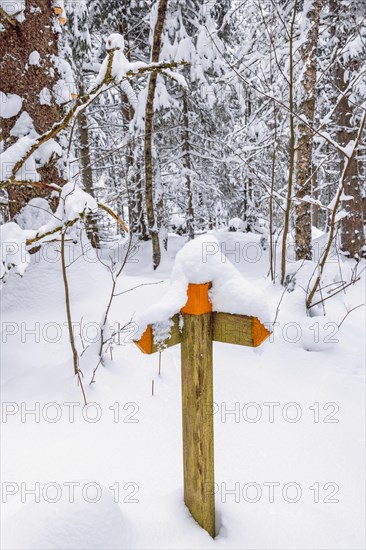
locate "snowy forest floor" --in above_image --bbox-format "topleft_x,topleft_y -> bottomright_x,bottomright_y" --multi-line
1,231 -> 365,550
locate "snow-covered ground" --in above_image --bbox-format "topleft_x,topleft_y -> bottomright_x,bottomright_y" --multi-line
1,232 -> 365,549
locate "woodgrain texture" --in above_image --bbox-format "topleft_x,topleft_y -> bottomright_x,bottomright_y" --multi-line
181,312 -> 215,538
212,312 -> 254,346
213,312 -> 270,347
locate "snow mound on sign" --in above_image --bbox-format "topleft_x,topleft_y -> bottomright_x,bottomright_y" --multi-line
2,485 -> 129,549
135,235 -> 269,339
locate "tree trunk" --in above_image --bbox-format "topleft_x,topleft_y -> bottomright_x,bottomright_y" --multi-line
156,189 -> 168,250
183,91 -> 195,240
243,179 -> 248,221
338,114 -> 365,258
0,0 -> 65,218
77,100 -> 99,248
128,169 -> 149,239
281,2 -> 298,285
120,15 -> 148,240
144,0 -> 168,269
329,0 -> 365,258
125,106 -> 148,240
336,79 -> 364,257
312,165 -> 319,229
295,0 -> 322,261
269,105 -> 277,282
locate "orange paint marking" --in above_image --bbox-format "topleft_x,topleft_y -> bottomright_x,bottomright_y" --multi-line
180,283 -> 212,315
135,325 -> 153,354
252,317 -> 270,347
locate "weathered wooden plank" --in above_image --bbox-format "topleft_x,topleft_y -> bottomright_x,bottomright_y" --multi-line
135,311 -> 270,354
181,312 -> 215,538
213,311 -> 254,346
212,312 -> 270,348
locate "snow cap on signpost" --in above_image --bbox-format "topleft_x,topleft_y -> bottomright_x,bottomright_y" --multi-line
134,234 -> 270,347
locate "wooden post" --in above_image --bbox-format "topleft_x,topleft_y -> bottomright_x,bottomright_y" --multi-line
133,281 -> 270,539
181,310 -> 215,538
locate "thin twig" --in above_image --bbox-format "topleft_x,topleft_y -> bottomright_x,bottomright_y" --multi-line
113,280 -> 163,298
338,304 -> 365,329
309,277 -> 361,308
90,235 -> 135,384
60,230 -> 87,405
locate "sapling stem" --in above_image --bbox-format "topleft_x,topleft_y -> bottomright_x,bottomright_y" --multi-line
60,229 -> 87,405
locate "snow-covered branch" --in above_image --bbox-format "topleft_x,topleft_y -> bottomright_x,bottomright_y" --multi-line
0,35 -> 187,188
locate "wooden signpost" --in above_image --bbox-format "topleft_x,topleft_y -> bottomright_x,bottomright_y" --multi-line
134,282 -> 270,538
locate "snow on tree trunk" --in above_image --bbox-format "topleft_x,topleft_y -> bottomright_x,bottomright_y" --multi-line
331,0 -> 365,259
281,2 -> 298,285
144,0 -> 168,269
77,98 -> 99,248
119,11 -> 148,241
183,90 -> 195,241
295,0 -> 322,261
0,0 -> 66,218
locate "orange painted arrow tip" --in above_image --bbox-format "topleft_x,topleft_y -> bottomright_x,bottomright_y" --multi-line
252,317 -> 271,347
134,325 -> 153,354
